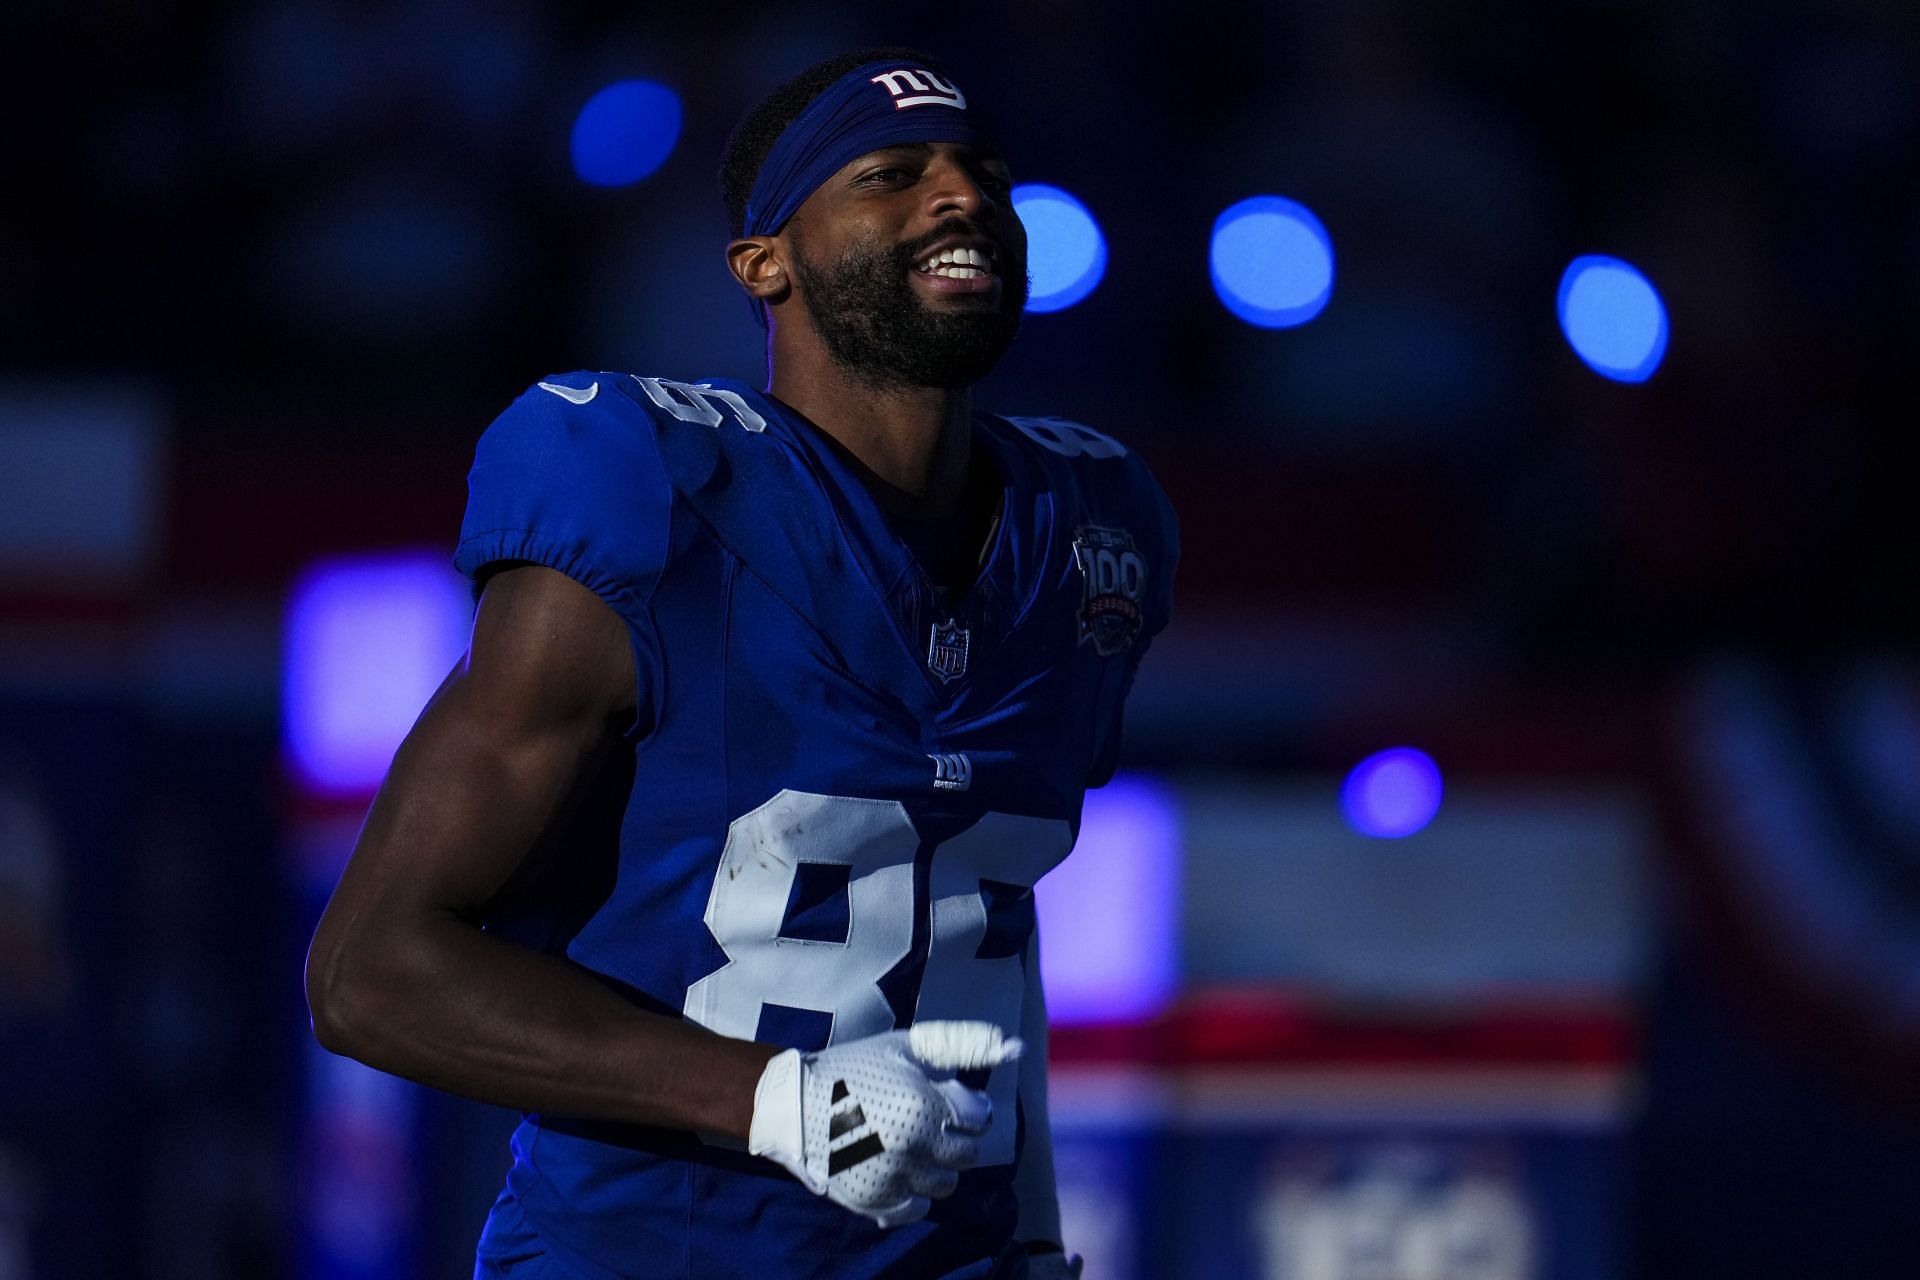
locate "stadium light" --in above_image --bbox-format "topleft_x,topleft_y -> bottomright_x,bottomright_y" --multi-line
283,550 -> 471,797
1210,195 -> 1335,328
571,79 -> 683,187
1557,254 -> 1669,383
1037,774 -> 1181,1022
1012,183 -> 1107,313
1342,747 -> 1444,839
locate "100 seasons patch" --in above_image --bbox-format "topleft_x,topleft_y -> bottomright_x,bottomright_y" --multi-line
1073,525 -> 1147,656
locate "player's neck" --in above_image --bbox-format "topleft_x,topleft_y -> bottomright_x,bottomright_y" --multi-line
767,367 -> 974,519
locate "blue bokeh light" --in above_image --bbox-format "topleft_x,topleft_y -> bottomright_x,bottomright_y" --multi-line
1210,195 -> 1335,328
1557,255 -> 1668,382
1012,183 -> 1106,313
1342,747 -> 1444,839
570,79 -> 682,187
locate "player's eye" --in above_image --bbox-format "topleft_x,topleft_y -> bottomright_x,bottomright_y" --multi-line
860,167 -> 910,184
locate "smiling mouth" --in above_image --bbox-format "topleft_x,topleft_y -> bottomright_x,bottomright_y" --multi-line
912,245 -> 996,280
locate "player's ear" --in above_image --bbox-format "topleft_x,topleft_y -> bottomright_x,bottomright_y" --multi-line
726,237 -> 790,308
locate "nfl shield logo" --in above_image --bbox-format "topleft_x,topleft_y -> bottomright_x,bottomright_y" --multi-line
927,620 -> 970,684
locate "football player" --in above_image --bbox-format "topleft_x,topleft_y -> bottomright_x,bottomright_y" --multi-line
306,46 -> 1176,1279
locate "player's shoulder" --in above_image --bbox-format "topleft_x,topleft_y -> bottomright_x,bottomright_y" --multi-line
458,372 -> 694,606
989,412 -> 1173,528
479,369 -> 778,472
993,412 -> 1151,481
487,369 -> 711,438
992,412 -> 1180,643
476,370 -> 656,465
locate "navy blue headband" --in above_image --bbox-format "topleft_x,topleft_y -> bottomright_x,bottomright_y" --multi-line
743,60 -> 994,238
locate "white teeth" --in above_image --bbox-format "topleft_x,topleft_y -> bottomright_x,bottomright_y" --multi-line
915,246 -> 995,276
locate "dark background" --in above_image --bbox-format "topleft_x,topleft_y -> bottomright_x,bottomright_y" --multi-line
2,1 -> 1916,1276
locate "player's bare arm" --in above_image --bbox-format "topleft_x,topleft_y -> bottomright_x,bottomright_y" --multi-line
304,562 -> 776,1137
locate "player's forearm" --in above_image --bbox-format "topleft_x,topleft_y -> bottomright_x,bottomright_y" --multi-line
306,656 -> 777,1138
308,911 -> 776,1136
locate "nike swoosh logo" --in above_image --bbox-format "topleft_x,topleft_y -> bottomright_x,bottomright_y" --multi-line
537,380 -> 599,405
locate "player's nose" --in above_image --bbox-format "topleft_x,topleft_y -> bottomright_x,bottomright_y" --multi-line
924,155 -> 995,218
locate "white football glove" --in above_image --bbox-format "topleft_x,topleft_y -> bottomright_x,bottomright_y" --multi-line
1026,1251 -> 1085,1279
748,1020 -> 1022,1228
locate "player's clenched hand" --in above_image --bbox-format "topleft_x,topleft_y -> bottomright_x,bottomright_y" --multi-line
748,1020 -> 1021,1228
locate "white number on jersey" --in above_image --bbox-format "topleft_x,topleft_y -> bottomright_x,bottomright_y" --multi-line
634,376 -> 768,433
915,810 -> 1073,1163
683,792 -> 919,1049
683,790 -> 1074,1167
1007,416 -> 1128,460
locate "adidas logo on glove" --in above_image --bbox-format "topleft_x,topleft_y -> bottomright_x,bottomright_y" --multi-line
748,1021 -> 1021,1228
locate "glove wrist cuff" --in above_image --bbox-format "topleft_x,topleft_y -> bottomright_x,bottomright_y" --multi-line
748,1048 -> 817,1189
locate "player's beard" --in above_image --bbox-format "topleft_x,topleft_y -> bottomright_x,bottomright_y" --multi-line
789,225 -> 1027,390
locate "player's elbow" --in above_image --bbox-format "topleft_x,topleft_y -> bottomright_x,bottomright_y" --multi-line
305,929 -> 377,1058
306,906 -> 449,1064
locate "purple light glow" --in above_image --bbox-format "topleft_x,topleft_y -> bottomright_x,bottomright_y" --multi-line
283,551 -> 471,797
1342,747 -> 1444,838
1037,774 -> 1182,1024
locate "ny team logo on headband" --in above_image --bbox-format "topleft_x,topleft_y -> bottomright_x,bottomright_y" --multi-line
869,67 -> 967,110
742,59 -> 990,239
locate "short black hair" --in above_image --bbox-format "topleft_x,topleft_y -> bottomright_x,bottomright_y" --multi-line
720,46 -> 939,239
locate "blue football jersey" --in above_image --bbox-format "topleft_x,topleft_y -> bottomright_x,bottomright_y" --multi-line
454,373 -> 1177,1280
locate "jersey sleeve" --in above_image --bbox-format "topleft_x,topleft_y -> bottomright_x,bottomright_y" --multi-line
453,374 -> 673,736
1087,452 -> 1178,787
1001,414 -> 1179,643
1132,453 -> 1180,647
